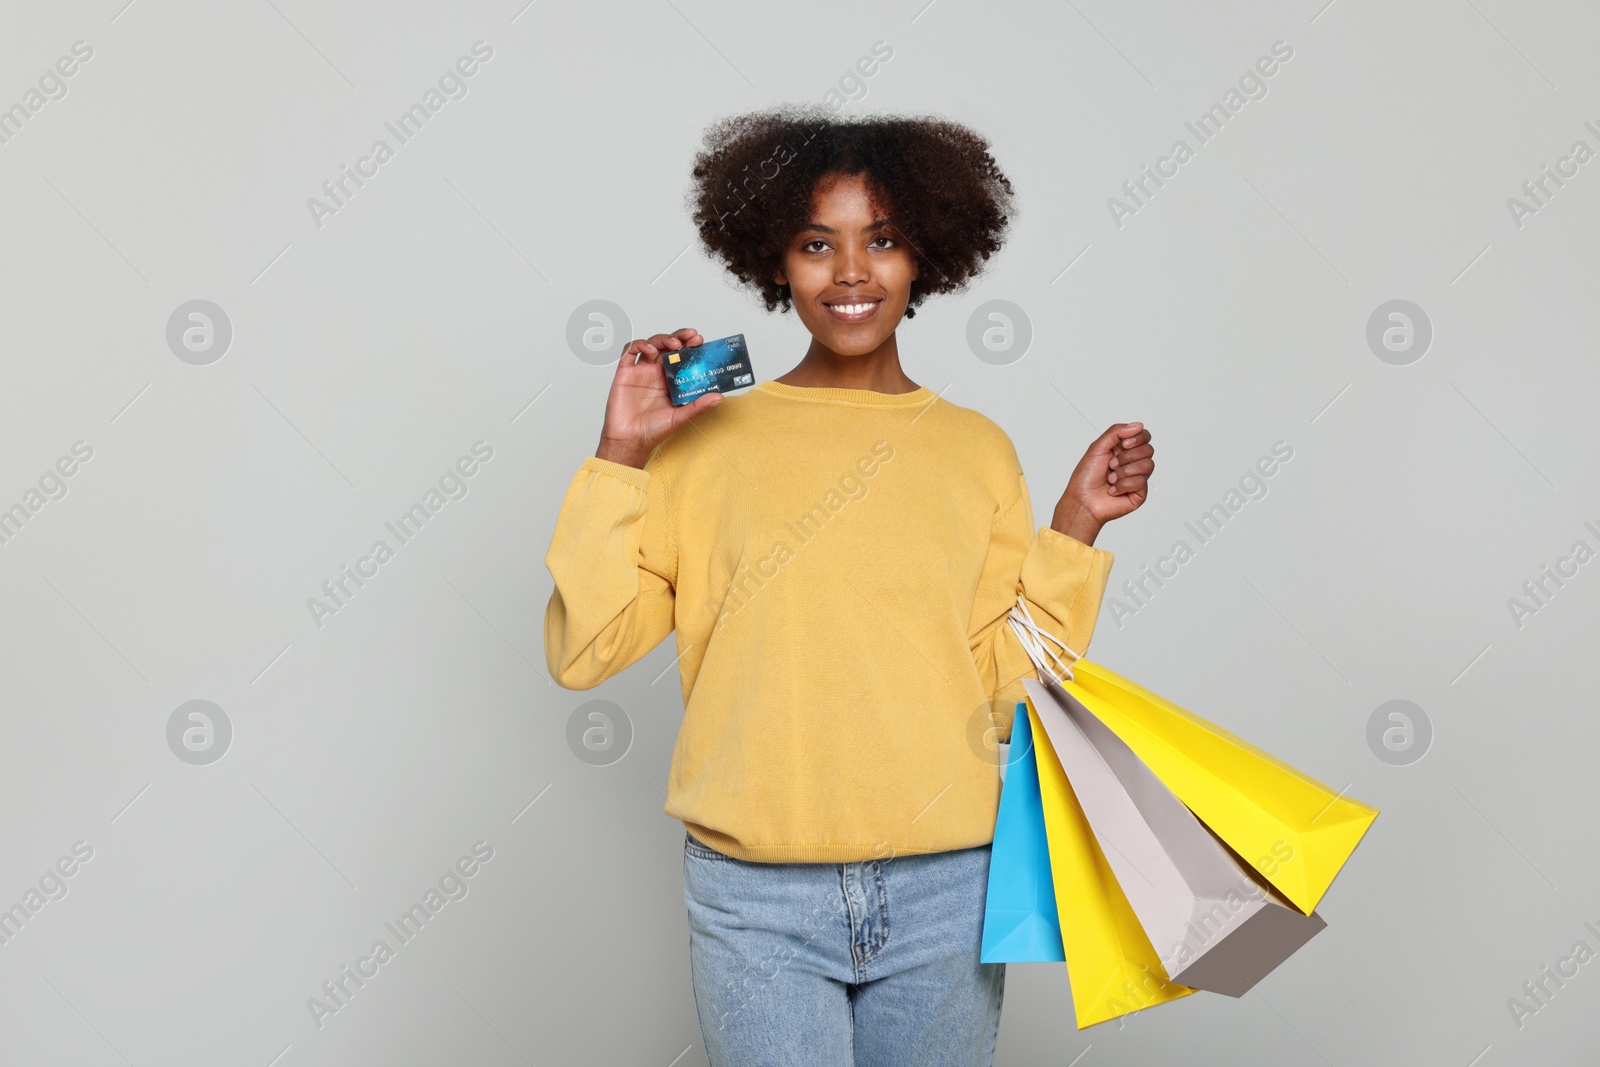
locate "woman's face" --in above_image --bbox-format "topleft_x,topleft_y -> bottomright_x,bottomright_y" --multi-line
773,172 -> 919,356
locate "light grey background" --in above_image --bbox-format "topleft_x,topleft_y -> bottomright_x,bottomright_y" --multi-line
1,0 -> 1596,1063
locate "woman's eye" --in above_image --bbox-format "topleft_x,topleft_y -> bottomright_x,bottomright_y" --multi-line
803,240 -> 829,253
872,236 -> 896,249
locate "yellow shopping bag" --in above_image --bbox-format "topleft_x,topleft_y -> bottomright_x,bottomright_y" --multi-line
1064,659 -> 1379,917
1025,697 -> 1197,1028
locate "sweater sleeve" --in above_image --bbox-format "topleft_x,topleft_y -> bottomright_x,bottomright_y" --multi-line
544,455 -> 677,689
968,471 -> 1115,738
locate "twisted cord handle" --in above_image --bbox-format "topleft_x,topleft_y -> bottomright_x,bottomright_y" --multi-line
1005,596 -> 1081,687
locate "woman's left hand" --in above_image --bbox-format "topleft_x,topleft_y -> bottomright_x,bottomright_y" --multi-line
1051,422 -> 1153,545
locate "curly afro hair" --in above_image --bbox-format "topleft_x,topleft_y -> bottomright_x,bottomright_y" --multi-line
686,107 -> 1015,319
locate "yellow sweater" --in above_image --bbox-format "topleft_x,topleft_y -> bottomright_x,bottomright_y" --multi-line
544,380 -> 1115,862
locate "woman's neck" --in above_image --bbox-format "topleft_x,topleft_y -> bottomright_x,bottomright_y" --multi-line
774,334 -> 920,394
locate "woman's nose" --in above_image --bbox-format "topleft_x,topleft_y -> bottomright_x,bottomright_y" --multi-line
836,246 -> 868,283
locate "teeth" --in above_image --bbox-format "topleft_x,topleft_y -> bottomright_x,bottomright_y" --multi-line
831,301 -> 878,315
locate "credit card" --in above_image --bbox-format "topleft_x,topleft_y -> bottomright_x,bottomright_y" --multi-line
664,334 -> 755,406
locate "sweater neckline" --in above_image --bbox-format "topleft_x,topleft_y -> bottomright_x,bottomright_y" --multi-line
756,380 -> 936,407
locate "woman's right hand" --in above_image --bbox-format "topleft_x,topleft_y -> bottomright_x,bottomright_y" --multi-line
594,328 -> 725,469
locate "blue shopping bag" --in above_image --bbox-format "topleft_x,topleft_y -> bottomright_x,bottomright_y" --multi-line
980,702 -> 1065,963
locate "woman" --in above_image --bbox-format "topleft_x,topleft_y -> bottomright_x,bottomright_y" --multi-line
545,110 -> 1154,1066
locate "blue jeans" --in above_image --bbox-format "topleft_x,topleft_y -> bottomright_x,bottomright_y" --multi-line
682,830 -> 1005,1066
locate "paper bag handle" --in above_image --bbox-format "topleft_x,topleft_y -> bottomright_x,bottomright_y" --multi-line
1006,596 -> 1081,687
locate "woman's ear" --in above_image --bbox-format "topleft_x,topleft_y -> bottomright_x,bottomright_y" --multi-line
772,267 -> 787,286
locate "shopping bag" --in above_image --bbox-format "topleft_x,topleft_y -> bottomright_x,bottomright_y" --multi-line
1025,675 -> 1327,996
1065,660 -> 1378,916
980,701 -> 1065,963
1005,597 -> 1379,918
1028,694 -> 1197,1028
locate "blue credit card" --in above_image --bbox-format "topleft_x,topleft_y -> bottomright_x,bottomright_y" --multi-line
664,334 -> 755,406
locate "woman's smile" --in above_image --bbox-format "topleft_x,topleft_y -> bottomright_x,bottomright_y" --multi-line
822,297 -> 885,323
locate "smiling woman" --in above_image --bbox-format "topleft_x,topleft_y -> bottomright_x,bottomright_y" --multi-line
544,108 -> 1156,1067
688,110 -> 1014,321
